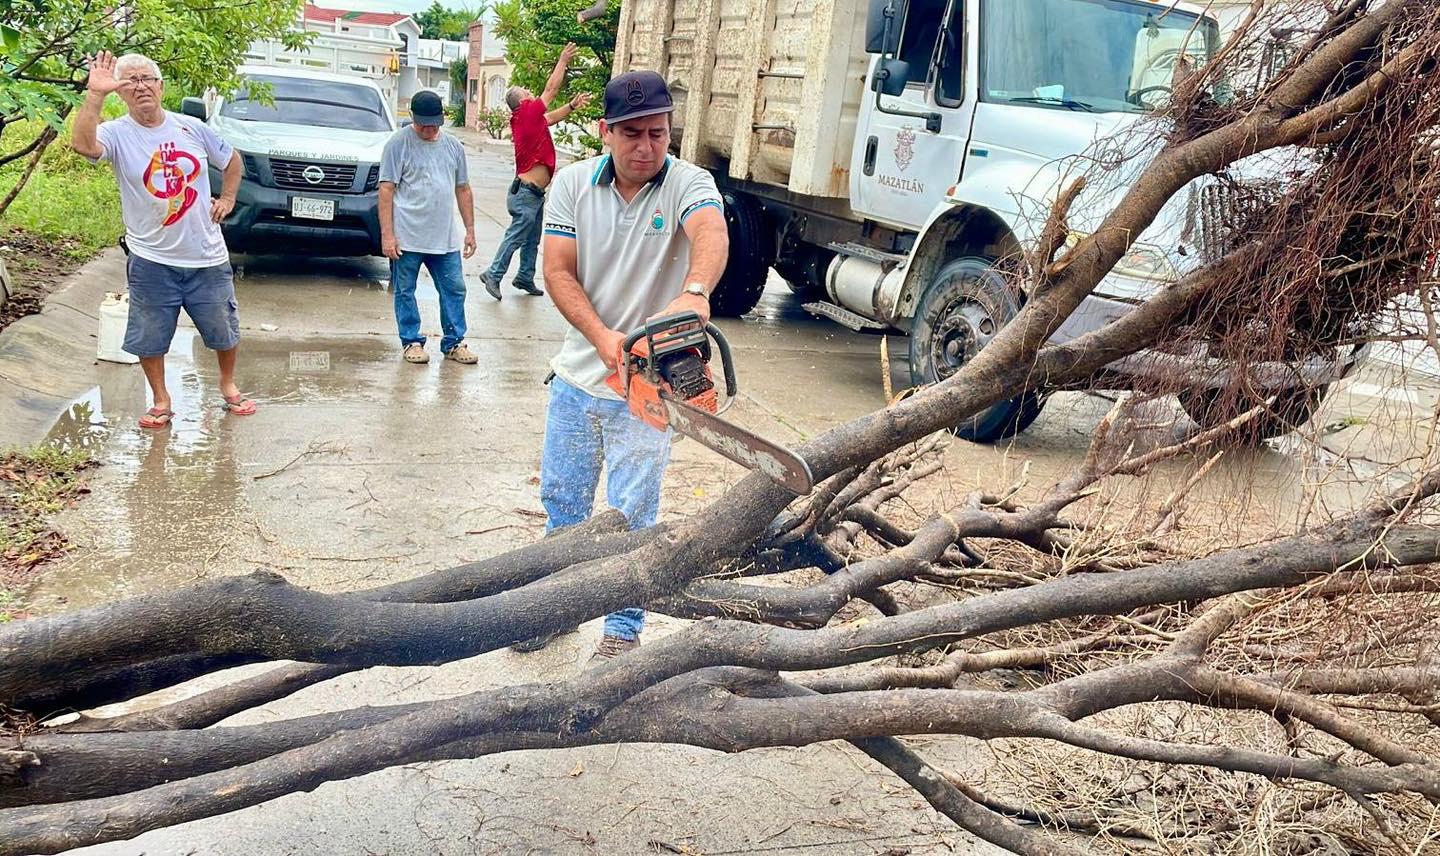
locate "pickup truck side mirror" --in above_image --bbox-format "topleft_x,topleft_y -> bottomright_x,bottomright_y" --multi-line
865,0 -> 906,55
180,97 -> 208,121
871,58 -> 910,97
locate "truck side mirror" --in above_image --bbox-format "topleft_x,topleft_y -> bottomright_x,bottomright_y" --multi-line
181,97 -> 209,121
865,0 -> 906,55
871,58 -> 910,96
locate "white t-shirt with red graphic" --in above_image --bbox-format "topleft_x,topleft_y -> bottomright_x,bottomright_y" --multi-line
95,113 -> 234,268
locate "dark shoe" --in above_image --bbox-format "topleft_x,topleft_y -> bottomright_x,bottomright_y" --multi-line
512,280 -> 543,296
509,625 -> 576,653
481,272 -> 501,301
587,633 -> 640,665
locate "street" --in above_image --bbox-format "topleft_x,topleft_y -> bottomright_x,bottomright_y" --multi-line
8,138 -> 1439,855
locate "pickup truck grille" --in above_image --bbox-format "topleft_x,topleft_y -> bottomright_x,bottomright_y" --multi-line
1189,180 -> 1282,263
269,158 -> 357,192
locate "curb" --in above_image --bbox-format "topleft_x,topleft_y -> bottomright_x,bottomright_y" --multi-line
0,248 -> 126,449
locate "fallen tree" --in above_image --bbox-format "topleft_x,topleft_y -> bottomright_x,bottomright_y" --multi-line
4,1 -> 1440,852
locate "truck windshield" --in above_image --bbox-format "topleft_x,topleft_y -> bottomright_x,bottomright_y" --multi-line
981,0 -> 1219,114
220,76 -> 392,132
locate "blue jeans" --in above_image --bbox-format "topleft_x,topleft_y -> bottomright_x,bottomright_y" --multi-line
541,377 -> 672,640
485,181 -> 544,287
391,251 -> 467,353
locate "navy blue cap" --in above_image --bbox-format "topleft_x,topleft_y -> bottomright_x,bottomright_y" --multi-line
603,71 -> 673,125
410,90 -> 445,126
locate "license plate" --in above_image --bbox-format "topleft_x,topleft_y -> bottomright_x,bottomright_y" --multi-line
291,197 -> 335,221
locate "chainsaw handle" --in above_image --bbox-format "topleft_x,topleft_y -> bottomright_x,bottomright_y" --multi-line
705,322 -> 738,409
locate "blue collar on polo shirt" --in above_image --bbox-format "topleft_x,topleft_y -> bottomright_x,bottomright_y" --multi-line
592,155 -> 673,187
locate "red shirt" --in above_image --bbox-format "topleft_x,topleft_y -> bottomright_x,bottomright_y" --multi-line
511,99 -> 555,177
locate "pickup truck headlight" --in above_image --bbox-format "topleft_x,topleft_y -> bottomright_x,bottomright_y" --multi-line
1066,232 -> 1180,283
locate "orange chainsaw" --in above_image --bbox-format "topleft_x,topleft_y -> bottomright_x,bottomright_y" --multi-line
605,311 -> 814,495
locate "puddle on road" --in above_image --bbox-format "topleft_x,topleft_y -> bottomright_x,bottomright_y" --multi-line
23,325 -> 553,614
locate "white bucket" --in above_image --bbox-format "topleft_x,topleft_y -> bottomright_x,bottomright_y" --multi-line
97,292 -> 139,364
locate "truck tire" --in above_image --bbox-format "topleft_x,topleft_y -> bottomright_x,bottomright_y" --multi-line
909,256 -> 1044,443
1177,385 -> 1328,443
711,190 -> 773,317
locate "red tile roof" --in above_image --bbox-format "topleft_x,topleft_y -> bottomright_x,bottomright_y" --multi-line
304,5 -> 411,27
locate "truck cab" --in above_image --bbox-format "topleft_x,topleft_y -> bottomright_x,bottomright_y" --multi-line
612,0 -> 1354,441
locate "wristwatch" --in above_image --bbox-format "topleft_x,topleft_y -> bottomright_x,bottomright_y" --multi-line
683,283 -> 709,300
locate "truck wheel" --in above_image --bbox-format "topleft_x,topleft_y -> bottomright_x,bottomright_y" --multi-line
711,190 -> 773,317
908,256 -> 1044,443
1177,385 -> 1328,443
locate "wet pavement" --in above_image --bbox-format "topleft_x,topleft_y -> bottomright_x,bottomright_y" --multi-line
7,137 -> 1440,854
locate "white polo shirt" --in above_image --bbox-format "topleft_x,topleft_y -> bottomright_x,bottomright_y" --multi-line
543,154 -> 723,399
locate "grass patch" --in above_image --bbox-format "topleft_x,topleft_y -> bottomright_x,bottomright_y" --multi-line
1,111 -> 125,257
0,444 -> 97,620
0,109 -> 126,331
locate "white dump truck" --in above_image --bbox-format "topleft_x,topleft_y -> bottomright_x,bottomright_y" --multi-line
611,0 -> 1359,441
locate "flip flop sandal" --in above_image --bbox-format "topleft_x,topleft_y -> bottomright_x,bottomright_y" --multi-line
221,395 -> 258,416
139,407 -> 174,430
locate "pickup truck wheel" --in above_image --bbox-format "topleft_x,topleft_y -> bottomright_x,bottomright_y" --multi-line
1177,385 -> 1328,443
909,256 -> 1044,443
711,190 -> 773,317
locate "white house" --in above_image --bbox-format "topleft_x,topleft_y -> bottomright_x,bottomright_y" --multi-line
245,4 -> 465,116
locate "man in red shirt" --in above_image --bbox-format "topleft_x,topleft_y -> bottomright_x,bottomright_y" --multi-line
482,42 -> 591,300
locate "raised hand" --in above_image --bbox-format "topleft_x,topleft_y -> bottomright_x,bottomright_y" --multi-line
559,42 -> 579,66
86,51 -> 122,95
570,92 -> 593,111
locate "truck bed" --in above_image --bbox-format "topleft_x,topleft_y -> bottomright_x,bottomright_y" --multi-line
615,0 -> 869,199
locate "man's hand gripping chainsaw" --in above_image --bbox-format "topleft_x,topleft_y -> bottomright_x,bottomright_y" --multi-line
605,311 -> 814,495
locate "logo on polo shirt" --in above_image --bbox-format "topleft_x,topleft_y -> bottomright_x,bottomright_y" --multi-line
650,205 -> 664,231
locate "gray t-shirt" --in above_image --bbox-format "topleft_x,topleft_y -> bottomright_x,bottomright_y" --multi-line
542,154 -> 724,399
378,128 -> 469,254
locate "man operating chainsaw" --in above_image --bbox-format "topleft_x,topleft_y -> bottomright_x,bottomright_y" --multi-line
523,70 -> 728,663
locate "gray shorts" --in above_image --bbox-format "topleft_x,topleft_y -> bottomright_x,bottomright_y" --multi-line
124,254 -> 240,357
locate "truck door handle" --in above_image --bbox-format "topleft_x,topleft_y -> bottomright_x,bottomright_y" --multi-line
863,136 -> 878,176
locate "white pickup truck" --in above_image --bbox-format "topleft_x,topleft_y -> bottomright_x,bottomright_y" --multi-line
182,65 -> 397,256
613,0 -> 1358,440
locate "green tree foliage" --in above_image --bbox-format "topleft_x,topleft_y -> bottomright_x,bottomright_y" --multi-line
0,0 -> 309,217
491,0 -> 617,151
415,2 -> 487,41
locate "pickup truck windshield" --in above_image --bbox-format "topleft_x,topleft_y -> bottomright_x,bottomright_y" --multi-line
220,76 -> 392,132
981,0 -> 1219,114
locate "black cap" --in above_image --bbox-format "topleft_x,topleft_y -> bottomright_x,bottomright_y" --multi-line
603,71 -> 673,125
410,90 -> 445,126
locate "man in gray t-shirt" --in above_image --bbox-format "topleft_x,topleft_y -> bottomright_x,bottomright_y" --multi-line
379,91 -> 478,365
520,71 -> 728,663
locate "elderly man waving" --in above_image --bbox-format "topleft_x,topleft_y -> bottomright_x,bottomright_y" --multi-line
72,51 -> 253,429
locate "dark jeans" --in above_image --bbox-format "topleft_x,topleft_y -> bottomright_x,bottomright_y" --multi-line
485,179 -> 545,287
